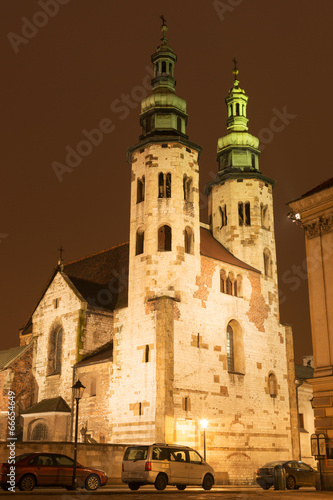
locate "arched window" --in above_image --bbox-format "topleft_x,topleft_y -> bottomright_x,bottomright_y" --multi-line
238,202 -> 251,226
226,275 -> 232,295
226,320 -> 245,374
251,154 -> 255,169
136,228 -> 144,255
184,227 -> 193,254
219,205 -> 227,228
226,324 -> 234,372
177,117 -> 182,133
220,269 -> 227,293
261,203 -> 269,229
268,372 -> 278,398
245,202 -> 251,226
48,326 -> 63,375
158,225 -> 172,251
183,175 -> 193,202
31,423 -> 48,441
263,248 -> 273,277
137,176 -> 145,203
158,173 -> 172,198
236,103 -> 240,116
161,61 -> 166,74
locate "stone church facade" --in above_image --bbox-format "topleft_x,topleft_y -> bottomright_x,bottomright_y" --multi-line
18,24 -> 299,483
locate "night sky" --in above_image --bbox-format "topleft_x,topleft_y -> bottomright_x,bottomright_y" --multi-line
2,1 -> 333,363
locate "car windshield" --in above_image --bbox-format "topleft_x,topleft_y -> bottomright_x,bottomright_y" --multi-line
123,446 -> 148,461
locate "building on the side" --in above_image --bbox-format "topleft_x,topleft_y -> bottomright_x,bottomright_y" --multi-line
288,178 -> 333,489
0,344 -> 34,441
7,23 -> 302,484
295,358 -> 315,466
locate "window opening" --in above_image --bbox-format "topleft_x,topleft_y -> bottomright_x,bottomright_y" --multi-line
184,227 -> 192,254
31,423 -> 48,441
268,373 -> 277,397
144,345 -> 149,363
238,202 -> 244,226
137,176 -> 145,203
226,325 -> 234,372
158,225 -> 172,251
136,229 -> 144,255
166,173 -> 171,198
177,117 -> 182,132
220,205 -> 227,228
245,202 -> 251,225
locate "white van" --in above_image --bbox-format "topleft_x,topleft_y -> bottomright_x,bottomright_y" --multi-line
121,443 -> 215,491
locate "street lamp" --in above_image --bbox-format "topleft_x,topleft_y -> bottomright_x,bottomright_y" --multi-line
71,379 -> 85,490
200,419 -> 208,461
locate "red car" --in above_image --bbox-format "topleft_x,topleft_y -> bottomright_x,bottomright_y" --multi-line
0,452 -> 108,491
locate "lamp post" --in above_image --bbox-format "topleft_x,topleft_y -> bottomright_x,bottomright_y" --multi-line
71,379 -> 85,490
200,419 -> 208,461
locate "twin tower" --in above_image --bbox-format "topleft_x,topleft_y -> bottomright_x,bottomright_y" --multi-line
126,23 -> 277,304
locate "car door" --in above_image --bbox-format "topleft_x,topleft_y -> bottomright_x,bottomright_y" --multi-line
54,454 -> 76,487
187,450 -> 204,485
168,449 -> 188,485
287,461 -> 304,486
28,454 -> 56,486
297,462 -> 316,486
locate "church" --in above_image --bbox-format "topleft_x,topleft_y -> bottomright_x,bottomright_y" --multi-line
17,23 -> 299,483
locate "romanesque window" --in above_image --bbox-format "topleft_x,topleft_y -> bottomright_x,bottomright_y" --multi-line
226,324 -> 234,372
261,203 -> 269,229
137,176 -> 145,203
158,172 -> 171,198
238,202 -> 251,226
226,320 -> 245,374
48,326 -> 63,375
221,271 -> 240,297
31,422 -> 48,441
136,228 -> 144,255
90,378 -> 96,397
184,227 -> 193,254
268,372 -> 278,397
263,248 -> 273,277
158,225 -> 172,251
177,117 -> 182,133
220,269 -> 227,293
183,396 -> 190,412
183,175 -> 193,202
219,205 -> 227,228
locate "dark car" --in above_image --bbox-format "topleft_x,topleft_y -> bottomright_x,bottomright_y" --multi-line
0,452 -> 108,492
256,460 -> 317,490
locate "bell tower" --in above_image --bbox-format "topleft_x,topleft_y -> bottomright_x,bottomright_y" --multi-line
206,61 -> 278,281
126,20 -> 202,307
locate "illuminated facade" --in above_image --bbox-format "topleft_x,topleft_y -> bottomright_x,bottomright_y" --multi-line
19,24 -> 299,484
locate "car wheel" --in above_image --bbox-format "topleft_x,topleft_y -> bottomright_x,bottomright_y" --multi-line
19,474 -> 36,492
128,482 -> 141,490
202,473 -> 214,490
154,473 -> 168,491
85,473 -> 100,491
286,475 -> 296,490
1,484 -> 9,491
176,484 -> 186,490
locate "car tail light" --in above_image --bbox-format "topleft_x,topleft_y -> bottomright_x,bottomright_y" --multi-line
145,461 -> 151,471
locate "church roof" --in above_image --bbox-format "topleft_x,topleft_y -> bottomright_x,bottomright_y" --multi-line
75,341 -> 113,367
64,242 -> 129,311
290,177 -> 333,203
0,344 -> 32,370
21,396 -> 71,414
200,227 -> 260,273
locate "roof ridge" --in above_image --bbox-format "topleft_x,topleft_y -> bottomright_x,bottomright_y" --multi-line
64,241 -> 129,267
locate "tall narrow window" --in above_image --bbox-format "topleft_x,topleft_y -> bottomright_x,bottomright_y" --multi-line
177,117 -> 182,132
54,328 -> 62,374
184,227 -> 193,254
226,275 -> 232,295
144,345 -> 149,363
219,205 -> 227,228
48,327 -> 63,375
166,173 -> 171,198
139,402 -> 142,416
238,202 -> 244,226
161,61 -> 166,74
158,225 -> 172,251
261,204 -> 269,229
268,373 -> 278,397
236,103 -> 240,116
226,324 -> 234,372
263,248 -> 272,277
183,175 -> 193,202
251,154 -> 255,169
158,173 -> 172,198
220,269 -> 226,293
136,229 -> 144,255
137,176 -> 145,203
245,202 -> 251,226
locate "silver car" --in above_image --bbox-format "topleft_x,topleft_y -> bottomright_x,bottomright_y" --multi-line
122,444 -> 215,491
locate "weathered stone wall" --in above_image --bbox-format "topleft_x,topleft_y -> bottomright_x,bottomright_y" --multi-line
0,344 -> 34,440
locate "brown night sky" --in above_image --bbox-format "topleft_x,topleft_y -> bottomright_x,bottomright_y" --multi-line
1,1 -> 333,363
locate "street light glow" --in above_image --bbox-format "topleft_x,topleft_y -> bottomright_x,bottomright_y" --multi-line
201,419 -> 208,429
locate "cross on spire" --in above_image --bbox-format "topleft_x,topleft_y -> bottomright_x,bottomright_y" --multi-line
160,14 -> 167,27
58,245 -> 64,267
232,57 -> 239,82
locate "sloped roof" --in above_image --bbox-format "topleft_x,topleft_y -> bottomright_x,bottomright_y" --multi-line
200,227 -> 260,273
64,242 -> 129,310
21,396 -> 70,415
0,344 -> 32,370
75,341 -> 113,367
301,177 -> 333,199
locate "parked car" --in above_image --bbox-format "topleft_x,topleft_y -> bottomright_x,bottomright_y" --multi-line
0,452 -> 108,491
122,443 -> 215,491
256,460 -> 317,490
